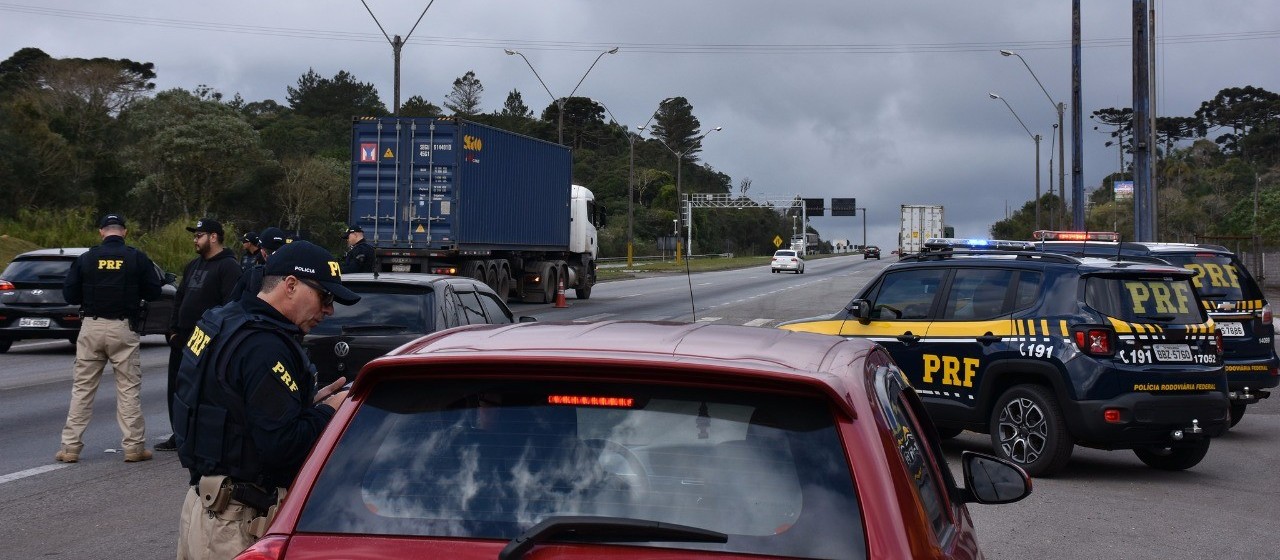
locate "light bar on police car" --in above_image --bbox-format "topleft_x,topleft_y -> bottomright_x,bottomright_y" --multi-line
923,238 -> 1036,251
1032,230 -> 1120,242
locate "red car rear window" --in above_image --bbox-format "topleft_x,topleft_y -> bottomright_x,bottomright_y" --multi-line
297,379 -> 865,558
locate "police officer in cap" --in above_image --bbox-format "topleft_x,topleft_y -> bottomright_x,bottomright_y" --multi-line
56,213 -> 164,464
229,226 -> 287,302
174,240 -> 360,559
341,224 -> 375,274
239,231 -> 264,271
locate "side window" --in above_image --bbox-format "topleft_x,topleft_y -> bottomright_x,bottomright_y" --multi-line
875,365 -> 954,539
1014,271 -> 1043,310
943,268 -> 1013,320
477,292 -> 513,324
455,290 -> 488,325
869,269 -> 947,320
439,287 -> 463,329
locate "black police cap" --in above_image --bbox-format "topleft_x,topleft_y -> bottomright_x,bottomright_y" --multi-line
263,240 -> 360,306
98,214 -> 126,228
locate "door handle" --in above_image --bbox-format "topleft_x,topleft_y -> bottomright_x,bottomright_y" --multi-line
897,331 -> 921,345
977,332 -> 1002,345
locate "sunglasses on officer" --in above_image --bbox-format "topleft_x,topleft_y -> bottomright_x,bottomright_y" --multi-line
297,278 -> 335,307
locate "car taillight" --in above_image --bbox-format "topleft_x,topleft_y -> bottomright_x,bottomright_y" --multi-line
1074,328 -> 1113,356
1261,303 -> 1272,324
0,280 -> 13,290
1214,329 -> 1224,356
233,535 -> 288,560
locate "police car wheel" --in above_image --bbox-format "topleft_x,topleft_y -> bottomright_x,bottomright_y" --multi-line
990,384 -> 1073,477
1133,439 -> 1211,471
1228,402 -> 1247,427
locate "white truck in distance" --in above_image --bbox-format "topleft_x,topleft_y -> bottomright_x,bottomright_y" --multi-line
898,205 -> 944,255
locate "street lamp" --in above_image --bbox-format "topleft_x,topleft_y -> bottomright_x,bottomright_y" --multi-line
990,92 -> 1043,230
652,126 -> 723,260
859,207 -> 867,251
504,47 -> 619,146
1000,49 -> 1066,228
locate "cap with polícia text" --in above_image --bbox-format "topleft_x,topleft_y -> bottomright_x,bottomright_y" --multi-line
263,240 -> 360,306
259,227 -> 287,252
342,224 -> 363,239
98,214 -> 126,228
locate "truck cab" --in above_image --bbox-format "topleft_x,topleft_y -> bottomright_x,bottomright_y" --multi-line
569,184 -> 598,260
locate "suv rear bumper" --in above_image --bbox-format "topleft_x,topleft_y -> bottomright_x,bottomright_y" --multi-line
1066,392 -> 1230,449
1223,356 -> 1280,392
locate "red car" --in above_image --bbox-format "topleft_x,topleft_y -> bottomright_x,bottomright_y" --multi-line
238,322 -> 1030,560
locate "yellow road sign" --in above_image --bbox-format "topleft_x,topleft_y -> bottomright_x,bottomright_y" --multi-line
773,235 -> 783,248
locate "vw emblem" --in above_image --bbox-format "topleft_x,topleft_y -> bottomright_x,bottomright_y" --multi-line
31,289 -> 43,295
334,341 -> 350,357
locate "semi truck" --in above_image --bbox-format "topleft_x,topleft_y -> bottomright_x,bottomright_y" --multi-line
898,204 -> 944,255
350,117 -> 599,303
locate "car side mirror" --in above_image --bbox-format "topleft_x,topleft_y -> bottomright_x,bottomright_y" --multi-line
960,451 -> 1032,505
846,299 -> 871,323
164,272 -> 178,285
518,316 -> 538,323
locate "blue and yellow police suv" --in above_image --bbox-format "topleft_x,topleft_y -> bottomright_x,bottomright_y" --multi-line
1032,230 -> 1278,427
780,238 -> 1230,476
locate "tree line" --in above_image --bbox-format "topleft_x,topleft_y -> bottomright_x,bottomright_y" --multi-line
0,47 -> 808,274
991,85 -> 1280,245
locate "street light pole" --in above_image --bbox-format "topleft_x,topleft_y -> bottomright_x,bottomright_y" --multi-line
1000,50 -> 1066,229
653,127 -> 722,260
859,207 -> 867,251
990,92 -> 1042,230
360,0 -> 436,116
504,47 -> 618,146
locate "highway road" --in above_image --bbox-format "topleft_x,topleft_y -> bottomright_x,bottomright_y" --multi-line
1,253 -> 1275,559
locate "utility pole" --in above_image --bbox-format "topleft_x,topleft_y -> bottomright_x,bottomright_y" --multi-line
1071,0 -> 1085,228
360,0 -> 436,116
1132,0 -> 1154,241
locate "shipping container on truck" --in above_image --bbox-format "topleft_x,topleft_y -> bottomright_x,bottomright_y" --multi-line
898,204 -> 944,255
350,117 -> 600,303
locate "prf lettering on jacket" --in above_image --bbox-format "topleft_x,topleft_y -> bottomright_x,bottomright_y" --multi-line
272,362 -> 299,392
186,327 -> 211,357
98,259 -> 125,270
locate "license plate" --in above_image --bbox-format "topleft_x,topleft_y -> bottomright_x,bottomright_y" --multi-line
1218,322 -> 1246,337
391,264 -> 411,272
19,317 -> 51,328
1153,343 -> 1193,362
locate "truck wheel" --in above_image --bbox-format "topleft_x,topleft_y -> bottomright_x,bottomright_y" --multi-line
989,384 -> 1074,477
495,266 -> 512,302
576,284 -> 592,300
1228,402 -> 1246,427
1133,439 -> 1211,471
545,267 -> 559,303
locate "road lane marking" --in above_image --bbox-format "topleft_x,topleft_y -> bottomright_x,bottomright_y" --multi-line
0,464 -> 71,485
696,316 -> 721,322
573,313 -> 615,323
743,318 -> 771,327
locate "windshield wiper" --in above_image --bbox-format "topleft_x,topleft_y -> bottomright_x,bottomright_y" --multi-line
339,323 -> 409,333
499,516 -> 727,560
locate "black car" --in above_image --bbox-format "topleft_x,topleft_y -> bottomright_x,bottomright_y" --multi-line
864,246 -> 881,259
782,237 -> 1230,476
0,248 -> 177,352
303,273 -> 525,385
1034,233 -> 1278,426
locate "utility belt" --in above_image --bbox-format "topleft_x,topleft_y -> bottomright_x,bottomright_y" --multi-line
197,475 -> 278,514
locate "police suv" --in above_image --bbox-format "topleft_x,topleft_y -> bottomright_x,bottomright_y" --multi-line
780,238 -> 1230,476
1033,230 -> 1277,427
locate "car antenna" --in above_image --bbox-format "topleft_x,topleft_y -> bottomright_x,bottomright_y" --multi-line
1115,232 -> 1123,261
684,249 -> 696,321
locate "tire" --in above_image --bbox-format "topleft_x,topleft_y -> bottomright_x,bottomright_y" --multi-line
576,283 -> 592,300
935,426 -> 964,439
1133,439 -> 1211,471
1228,402 -> 1247,428
495,266 -> 512,302
544,267 -> 559,304
0,339 -> 11,353
990,384 -> 1074,477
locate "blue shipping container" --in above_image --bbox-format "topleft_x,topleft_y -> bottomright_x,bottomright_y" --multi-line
350,118 -> 572,251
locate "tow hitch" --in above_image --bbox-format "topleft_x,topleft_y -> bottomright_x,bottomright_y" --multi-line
1170,419 -> 1203,441
1227,387 -> 1271,404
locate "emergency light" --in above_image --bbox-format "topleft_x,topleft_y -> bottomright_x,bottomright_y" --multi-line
923,238 -> 1036,251
1032,230 -> 1120,242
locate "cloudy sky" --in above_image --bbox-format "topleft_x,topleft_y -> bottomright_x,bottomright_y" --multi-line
2,1 -> 1277,248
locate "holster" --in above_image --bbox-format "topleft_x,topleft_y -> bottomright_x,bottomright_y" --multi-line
198,475 -> 232,513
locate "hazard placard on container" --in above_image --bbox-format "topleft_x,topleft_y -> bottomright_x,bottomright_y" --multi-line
383,148 -> 395,159
359,143 -> 377,163
415,224 -> 425,233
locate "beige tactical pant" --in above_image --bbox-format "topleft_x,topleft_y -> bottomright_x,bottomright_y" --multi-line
60,317 -> 145,453
177,486 -> 257,560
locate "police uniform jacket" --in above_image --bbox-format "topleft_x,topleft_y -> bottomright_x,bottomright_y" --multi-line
182,296 -> 337,487
240,250 -> 264,271
342,239 -> 375,274
63,235 -> 163,318
228,264 -> 265,303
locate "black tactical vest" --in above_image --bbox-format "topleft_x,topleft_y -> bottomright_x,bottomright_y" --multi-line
80,241 -> 142,318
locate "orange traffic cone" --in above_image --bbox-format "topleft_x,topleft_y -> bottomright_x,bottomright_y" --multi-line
554,276 -> 569,308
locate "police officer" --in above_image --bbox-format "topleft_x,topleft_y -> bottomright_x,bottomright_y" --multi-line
229,226 -> 287,302
239,231 -> 264,271
341,225 -> 375,274
174,240 -> 359,559
56,213 -> 163,464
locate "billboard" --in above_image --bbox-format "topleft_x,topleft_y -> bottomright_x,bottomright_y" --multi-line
831,198 -> 857,216
1114,180 -> 1134,200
